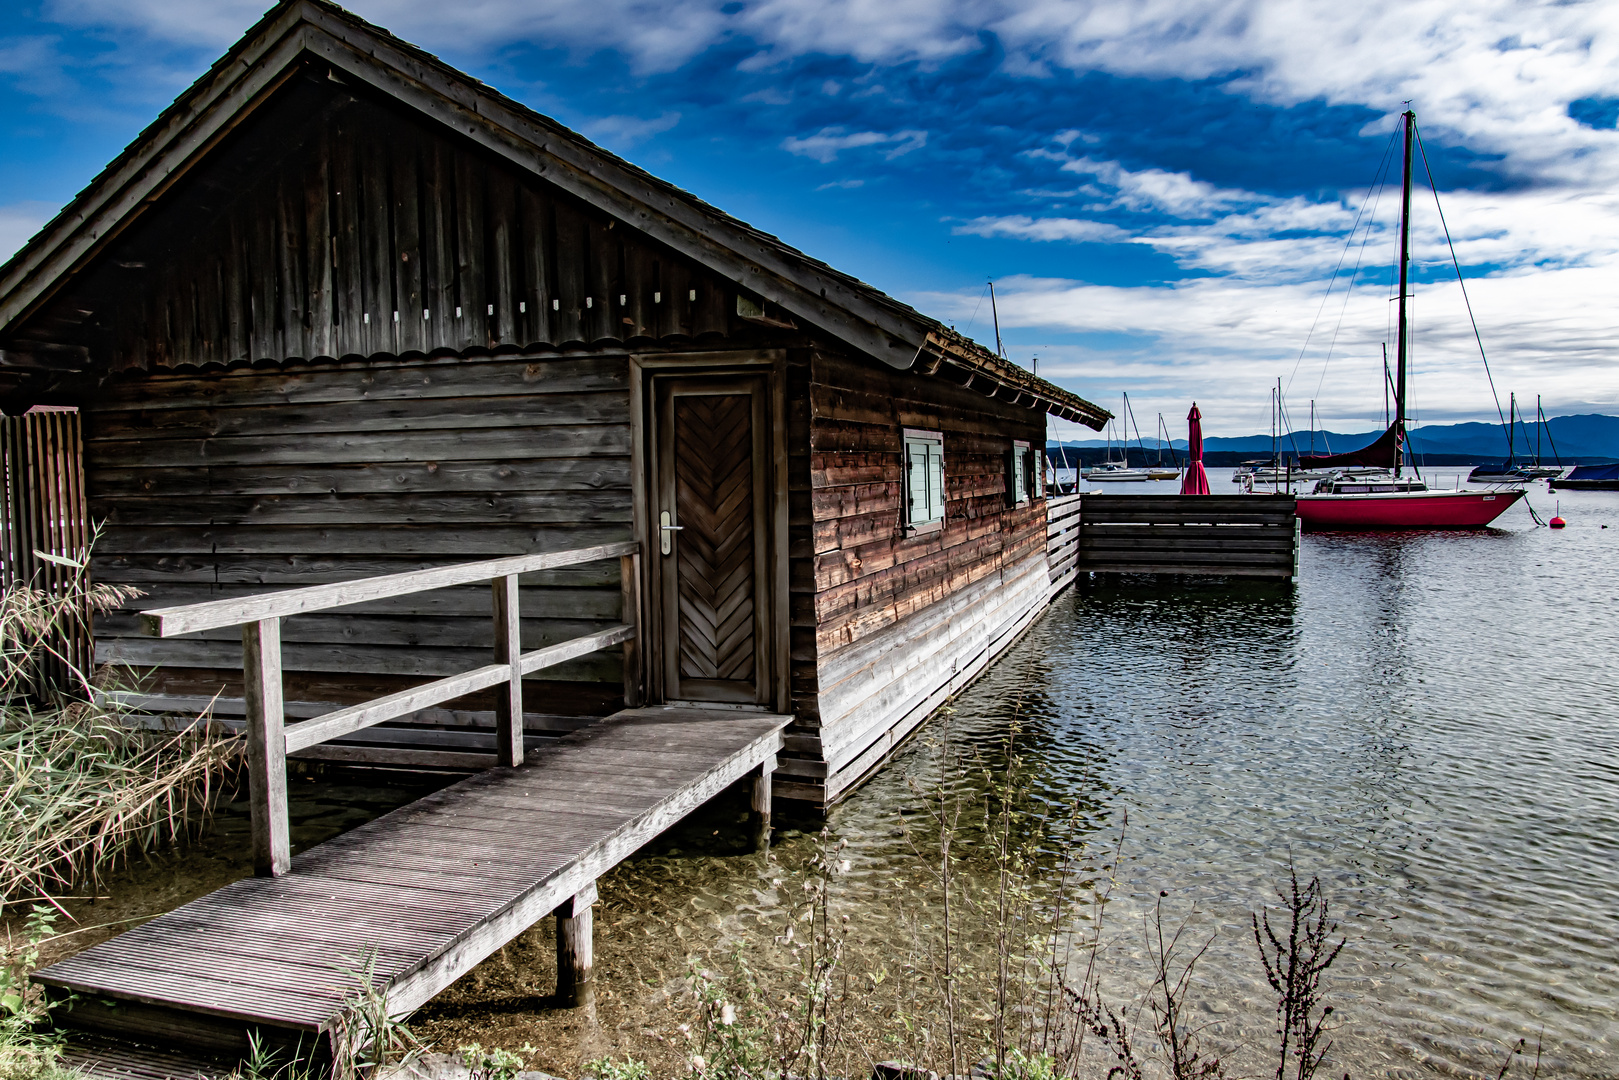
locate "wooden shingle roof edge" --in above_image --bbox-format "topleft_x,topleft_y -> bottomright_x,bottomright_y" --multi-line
0,0 -> 1109,430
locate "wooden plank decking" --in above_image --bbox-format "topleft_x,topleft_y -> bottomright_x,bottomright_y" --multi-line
36,706 -> 788,1060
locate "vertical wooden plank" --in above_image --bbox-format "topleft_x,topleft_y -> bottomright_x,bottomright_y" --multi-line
362,125 -> 395,359
488,170 -> 517,347
663,259 -> 692,339
620,552 -> 641,707
305,126 -> 334,359
224,218 -> 247,362
455,153 -> 487,351
275,173 -> 303,361
491,574 -> 523,767
243,618 -> 290,877
518,185 -> 552,345
255,187 -> 278,363
622,241 -> 651,341
551,200 -> 585,344
584,217 -> 613,343
392,134 -> 423,355
422,140 -> 455,350
331,123 -> 362,358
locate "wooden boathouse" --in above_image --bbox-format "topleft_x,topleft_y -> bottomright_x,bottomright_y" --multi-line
0,0 -> 1108,1065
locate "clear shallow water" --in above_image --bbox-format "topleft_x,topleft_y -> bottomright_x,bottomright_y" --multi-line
34,474 -> 1617,1078
818,473 -> 1617,1078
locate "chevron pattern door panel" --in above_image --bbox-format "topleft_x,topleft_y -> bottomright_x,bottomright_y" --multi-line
655,376 -> 770,704
675,394 -> 756,685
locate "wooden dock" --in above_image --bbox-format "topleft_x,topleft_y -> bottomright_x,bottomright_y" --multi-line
35,706 -> 787,1062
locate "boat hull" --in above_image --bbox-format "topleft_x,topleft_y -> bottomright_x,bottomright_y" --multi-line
1295,488 -> 1525,531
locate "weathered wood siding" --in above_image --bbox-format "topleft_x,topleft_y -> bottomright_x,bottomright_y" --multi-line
774,351 -> 1051,804
75,67 -> 781,375
85,350 -> 634,725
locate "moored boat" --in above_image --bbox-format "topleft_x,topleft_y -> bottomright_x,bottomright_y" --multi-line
1549,463 -> 1619,491
1288,110 -> 1522,532
1297,473 -> 1525,529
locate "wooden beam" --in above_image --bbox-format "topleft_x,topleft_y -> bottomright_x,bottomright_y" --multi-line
491,574 -> 523,767
516,623 -> 634,678
553,882 -> 597,1009
142,541 -> 639,636
751,759 -> 774,852
242,618 -> 289,878
620,552 -> 641,708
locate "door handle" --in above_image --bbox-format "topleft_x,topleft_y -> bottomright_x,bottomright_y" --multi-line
659,510 -> 683,555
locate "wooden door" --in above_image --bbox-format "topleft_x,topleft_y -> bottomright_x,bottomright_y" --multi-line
654,375 -> 772,704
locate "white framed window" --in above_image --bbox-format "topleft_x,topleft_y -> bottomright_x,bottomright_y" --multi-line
903,428 -> 945,532
1010,440 -> 1031,504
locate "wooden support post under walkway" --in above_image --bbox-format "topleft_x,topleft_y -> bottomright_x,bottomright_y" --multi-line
35,706 -> 788,1063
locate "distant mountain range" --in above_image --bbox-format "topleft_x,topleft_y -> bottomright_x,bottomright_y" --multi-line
1050,413 -> 1619,464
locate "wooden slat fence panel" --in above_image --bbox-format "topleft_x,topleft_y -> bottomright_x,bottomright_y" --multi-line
1045,493 -> 1082,596
1075,494 -> 1298,580
1,410 -> 92,697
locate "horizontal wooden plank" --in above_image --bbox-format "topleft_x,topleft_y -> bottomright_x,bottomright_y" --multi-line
84,424 -> 630,468
97,490 -> 631,527
1081,511 -> 1295,525
90,355 -> 628,412
85,390 -> 628,442
1078,562 -> 1295,578
88,457 -> 630,497
95,523 -> 632,556
143,543 -> 638,635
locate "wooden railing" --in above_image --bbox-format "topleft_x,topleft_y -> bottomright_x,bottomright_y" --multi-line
142,541 -> 643,877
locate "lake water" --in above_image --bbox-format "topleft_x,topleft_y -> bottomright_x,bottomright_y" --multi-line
33,472 -> 1617,1078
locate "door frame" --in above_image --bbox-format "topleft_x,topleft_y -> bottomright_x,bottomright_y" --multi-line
629,350 -> 789,712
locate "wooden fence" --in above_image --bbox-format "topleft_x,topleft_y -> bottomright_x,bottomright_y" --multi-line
0,409 -> 93,696
1052,494 -> 1298,580
1046,493 -> 1082,595
140,541 -> 643,877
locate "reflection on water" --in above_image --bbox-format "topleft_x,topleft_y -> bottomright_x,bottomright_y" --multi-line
31,482 -> 1619,1079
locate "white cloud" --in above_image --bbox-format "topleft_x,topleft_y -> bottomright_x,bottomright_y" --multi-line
580,111 -> 680,148
0,201 -> 57,263
781,127 -> 926,163
955,214 -> 1129,243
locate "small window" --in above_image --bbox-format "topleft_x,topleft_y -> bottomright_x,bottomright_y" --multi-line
904,428 -> 945,532
1009,440 -> 1031,504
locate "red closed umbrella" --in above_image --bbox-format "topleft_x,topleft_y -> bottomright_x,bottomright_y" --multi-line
1181,403 -> 1211,495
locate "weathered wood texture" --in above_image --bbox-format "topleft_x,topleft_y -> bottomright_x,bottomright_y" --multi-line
1076,495 -> 1298,579
776,350 -> 1050,805
1046,493 -> 1082,596
35,706 -> 789,1057
85,352 -> 638,725
0,409 -> 92,694
58,72 -> 772,374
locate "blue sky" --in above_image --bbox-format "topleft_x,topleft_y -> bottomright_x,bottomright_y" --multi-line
3,0 -> 1617,438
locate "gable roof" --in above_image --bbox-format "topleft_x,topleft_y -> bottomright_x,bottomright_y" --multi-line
0,0 -> 1107,428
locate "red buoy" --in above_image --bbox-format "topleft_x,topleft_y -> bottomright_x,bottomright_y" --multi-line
1550,516 -> 1567,529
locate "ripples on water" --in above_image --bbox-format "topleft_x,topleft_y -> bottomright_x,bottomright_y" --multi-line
825,477 -> 1616,1078
36,478 -> 1617,1078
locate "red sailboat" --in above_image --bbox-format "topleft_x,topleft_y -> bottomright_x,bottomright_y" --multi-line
1293,109 -> 1524,531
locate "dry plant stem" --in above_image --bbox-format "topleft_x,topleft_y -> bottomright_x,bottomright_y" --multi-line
1145,898 -> 1224,1080
1252,863 -> 1346,1080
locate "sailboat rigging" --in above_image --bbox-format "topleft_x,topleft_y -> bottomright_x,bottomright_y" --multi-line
1293,109 -> 1525,530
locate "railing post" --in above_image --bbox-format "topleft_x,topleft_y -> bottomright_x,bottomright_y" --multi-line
242,618 -> 289,877
620,552 -> 642,708
492,574 -> 523,767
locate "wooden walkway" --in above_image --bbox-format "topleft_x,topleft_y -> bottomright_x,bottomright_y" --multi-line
36,706 -> 787,1061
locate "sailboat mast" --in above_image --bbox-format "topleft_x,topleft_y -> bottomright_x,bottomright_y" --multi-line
989,281 -> 1005,359
1394,108 -> 1415,478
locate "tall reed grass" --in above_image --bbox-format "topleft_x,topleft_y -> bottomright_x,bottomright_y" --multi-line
0,549 -> 240,912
